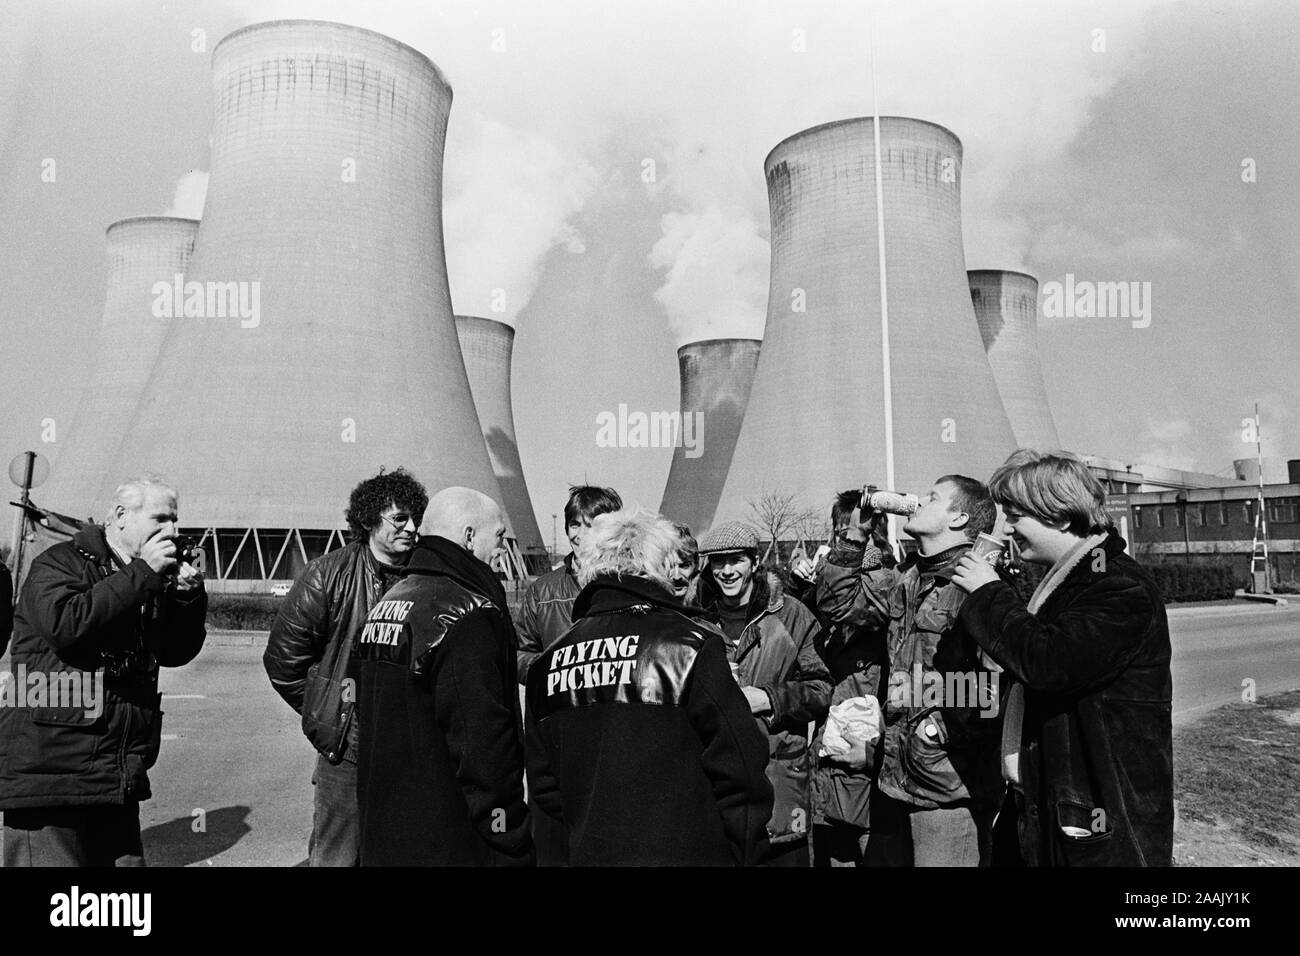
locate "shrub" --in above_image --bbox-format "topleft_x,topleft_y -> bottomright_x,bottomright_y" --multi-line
1145,563 -> 1236,603
206,594 -> 282,631
1004,557 -> 1236,604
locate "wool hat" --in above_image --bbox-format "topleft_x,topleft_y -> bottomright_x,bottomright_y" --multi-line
698,521 -> 760,556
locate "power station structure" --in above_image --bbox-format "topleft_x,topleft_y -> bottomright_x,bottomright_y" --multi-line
455,315 -> 548,572
968,269 -> 1061,450
100,21 -> 509,589
711,117 -> 1017,530
658,338 -> 762,533
41,217 -> 199,520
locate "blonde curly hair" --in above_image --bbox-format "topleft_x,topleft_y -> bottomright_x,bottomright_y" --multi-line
576,508 -> 681,590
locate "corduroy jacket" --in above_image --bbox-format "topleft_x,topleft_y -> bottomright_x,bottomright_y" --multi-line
958,529 -> 1174,866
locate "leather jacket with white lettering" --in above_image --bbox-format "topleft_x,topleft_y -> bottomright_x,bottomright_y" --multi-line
525,574 -> 773,866
351,536 -> 533,866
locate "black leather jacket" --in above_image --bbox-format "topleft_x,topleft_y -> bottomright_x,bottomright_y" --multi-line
0,527 -> 207,809
515,553 -> 581,684
352,536 -> 533,866
263,540 -> 402,763
525,574 -> 774,866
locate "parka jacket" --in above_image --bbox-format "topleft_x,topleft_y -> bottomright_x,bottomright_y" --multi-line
817,541 -> 1004,812
699,573 -> 831,846
0,526 -> 207,809
809,542 -> 891,829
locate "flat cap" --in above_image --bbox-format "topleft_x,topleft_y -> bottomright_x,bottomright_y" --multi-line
698,521 -> 760,555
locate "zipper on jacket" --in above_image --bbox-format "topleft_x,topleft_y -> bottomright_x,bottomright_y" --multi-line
119,697 -> 133,800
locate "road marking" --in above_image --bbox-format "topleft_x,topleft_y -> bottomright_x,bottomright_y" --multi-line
162,734 -> 179,741
162,694 -> 206,700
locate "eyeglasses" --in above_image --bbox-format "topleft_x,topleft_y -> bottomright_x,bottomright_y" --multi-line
380,513 -> 421,531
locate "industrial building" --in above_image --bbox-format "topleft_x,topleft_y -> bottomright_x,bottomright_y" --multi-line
455,315 -> 548,573
658,338 -> 761,534
40,217 -> 199,520
711,117 -> 1017,529
1104,460 -> 1300,588
968,270 -> 1061,450
94,21 -> 510,590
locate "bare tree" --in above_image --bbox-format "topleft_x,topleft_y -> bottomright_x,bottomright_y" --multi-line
745,491 -> 819,564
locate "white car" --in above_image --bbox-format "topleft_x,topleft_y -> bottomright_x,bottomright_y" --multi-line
269,582 -> 292,597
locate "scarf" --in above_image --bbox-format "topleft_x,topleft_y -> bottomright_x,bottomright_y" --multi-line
1002,531 -> 1109,785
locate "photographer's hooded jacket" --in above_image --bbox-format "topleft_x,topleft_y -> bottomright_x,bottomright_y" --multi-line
0,526 -> 207,809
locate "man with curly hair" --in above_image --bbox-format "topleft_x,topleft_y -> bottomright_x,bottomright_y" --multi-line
263,467 -> 429,866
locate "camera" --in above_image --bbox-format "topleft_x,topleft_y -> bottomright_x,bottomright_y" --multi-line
175,535 -> 203,568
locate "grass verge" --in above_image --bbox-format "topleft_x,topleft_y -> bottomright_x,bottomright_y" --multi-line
1175,689 -> 1300,865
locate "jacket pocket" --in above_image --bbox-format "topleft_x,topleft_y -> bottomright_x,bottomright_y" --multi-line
15,707 -> 106,775
882,717 -> 970,806
1051,798 -> 1115,866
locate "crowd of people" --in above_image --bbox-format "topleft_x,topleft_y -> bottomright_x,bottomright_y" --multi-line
0,448 -> 1175,867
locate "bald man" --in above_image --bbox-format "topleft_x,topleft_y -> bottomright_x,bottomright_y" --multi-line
351,487 -> 534,866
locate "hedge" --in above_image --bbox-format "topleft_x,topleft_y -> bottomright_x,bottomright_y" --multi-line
1006,558 -> 1235,604
207,586 -> 530,631
206,594 -> 283,631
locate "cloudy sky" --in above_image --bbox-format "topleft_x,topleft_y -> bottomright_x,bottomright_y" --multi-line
2,0 -> 1297,545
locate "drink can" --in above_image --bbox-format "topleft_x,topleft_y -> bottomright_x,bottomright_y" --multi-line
970,532 -> 1008,565
865,490 -> 920,516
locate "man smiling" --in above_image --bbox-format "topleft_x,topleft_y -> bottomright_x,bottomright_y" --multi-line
264,467 -> 428,867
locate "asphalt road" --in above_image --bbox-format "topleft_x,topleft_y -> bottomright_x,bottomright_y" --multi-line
1166,602 -> 1300,725
12,602 -> 1298,866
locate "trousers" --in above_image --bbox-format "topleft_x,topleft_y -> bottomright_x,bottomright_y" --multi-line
1,804 -> 145,867
309,754 -> 360,867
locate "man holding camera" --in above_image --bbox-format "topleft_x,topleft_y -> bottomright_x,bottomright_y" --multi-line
0,477 -> 207,867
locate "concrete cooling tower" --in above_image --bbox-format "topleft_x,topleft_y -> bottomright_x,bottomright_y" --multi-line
454,315 -> 547,567
102,21 -> 502,583
658,338 -> 761,533
968,270 -> 1060,450
711,118 -> 1016,529
41,217 -> 199,519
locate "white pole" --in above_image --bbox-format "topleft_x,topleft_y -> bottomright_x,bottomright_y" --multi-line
868,4 -> 898,554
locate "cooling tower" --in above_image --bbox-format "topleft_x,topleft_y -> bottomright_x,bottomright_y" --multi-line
712,118 -> 1016,528
658,338 -> 762,533
101,22 -> 502,546
454,315 -> 545,557
968,270 -> 1060,450
1234,458 -> 1289,485
42,217 -> 199,519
